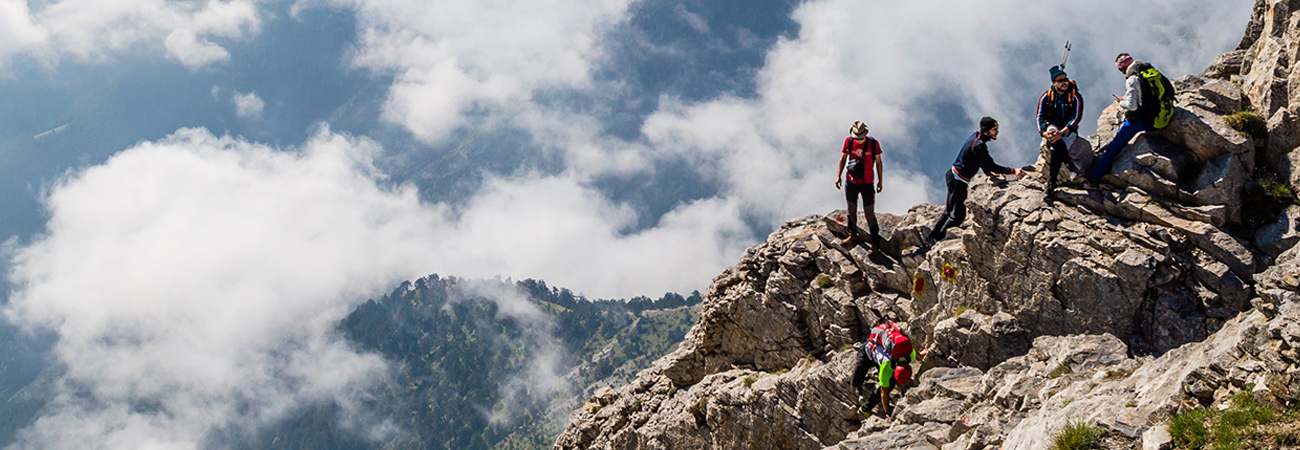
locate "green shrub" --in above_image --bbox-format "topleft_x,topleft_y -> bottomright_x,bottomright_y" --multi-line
1169,408 -> 1213,448
815,274 -> 833,288
953,306 -> 969,317
1169,392 -> 1276,449
1224,111 -> 1266,136
743,376 -> 757,387
1048,363 -> 1073,379
1049,421 -> 1103,450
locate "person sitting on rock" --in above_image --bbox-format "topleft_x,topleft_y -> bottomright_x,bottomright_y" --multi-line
924,117 -> 1025,246
851,321 -> 928,420
1037,65 -> 1087,202
1090,53 -> 1175,181
835,121 -> 884,252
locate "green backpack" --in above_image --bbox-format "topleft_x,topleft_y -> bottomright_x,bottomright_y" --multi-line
1134,62 -> 1176,129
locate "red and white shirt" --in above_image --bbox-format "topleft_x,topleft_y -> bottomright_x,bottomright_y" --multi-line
842,136 -> 882,184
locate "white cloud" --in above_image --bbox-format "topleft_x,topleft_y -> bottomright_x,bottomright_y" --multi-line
0,0 -> 261,69
4,128 -> 431,448
233,91 -> 265,119
164,28 -> 231,68
2,125 -> 752,446
300,0 -> 635,143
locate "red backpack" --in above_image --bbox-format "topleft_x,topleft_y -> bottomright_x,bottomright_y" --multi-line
869,322 -> 913,362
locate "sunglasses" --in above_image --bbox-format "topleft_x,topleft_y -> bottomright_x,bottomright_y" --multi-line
1053,77 -> 1069,83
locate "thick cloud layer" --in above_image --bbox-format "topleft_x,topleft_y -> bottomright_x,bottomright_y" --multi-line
3,126 -> 751,446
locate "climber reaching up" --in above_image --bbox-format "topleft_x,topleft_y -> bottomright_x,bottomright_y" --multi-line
835,121 -> 884,253
924,117 -> 1025,246
851,321 -> 928,420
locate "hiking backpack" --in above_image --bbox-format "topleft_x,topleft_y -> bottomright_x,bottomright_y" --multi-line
869,322 -> 913,362
1132,62 -> 1176,129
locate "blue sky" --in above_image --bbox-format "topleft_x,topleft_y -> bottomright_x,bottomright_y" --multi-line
0,0 -> 1255,447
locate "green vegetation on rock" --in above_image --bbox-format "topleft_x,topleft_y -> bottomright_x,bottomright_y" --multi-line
1048,421 -> 1103,450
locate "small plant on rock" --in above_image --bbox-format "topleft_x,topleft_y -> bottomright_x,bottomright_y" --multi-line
743,376 -> 756,387
1048,421 -> 1103,450
815,274 -> 833,288
1224,110 -> 1266,137
1049,363 -> 1073,379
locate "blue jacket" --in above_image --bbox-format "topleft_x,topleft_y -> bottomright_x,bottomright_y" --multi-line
952,131 -> 1013,183
1036,81 -> 1084,134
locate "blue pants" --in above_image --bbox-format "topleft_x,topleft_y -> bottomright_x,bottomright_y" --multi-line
1090,119 -> 1151,180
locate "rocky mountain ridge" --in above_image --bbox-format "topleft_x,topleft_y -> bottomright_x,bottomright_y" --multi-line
555,1 -> 1300,449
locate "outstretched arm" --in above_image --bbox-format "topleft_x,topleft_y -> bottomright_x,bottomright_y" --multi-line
880,386 -> 893,418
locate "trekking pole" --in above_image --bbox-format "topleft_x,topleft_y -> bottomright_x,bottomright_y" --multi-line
1060,41 -> 1071,70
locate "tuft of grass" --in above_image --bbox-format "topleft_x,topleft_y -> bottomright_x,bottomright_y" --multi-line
1126,401 -> 1138,408
953,306 -> 969,317
743,376 -> 757,387
589,404 -> 604,414
771,368 -> 790,376
837,343 -> 854,353
1049,421 -> 1104,450
630,399 -> 642,412
667,385 -> 678,397
1168,391 -> 1279,449
1224,111 -> 1266,136
1049,363 -> 1074,379
1170,408 -> 1213,448
815,274 -> 833,288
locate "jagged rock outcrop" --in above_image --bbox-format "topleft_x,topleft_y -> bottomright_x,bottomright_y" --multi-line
556,3 -> 1300,449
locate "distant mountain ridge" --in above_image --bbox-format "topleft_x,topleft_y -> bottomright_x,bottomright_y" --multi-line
0,275 -> 702,450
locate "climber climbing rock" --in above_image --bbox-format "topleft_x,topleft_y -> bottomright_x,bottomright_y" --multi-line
1036,64 -> 1090,202
851,321 -> 928,420
1090,53 -> 1175,181
835,121 -> 884,253
924,117 -> 1025,246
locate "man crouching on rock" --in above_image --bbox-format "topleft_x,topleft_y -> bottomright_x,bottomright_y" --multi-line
851,322 -> 928,420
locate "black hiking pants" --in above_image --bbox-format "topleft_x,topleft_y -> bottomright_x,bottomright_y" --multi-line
1046,138 -> 1077,190
926,170 -> 968,243
845,182 -> 880,246
851,346 -> 882,410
